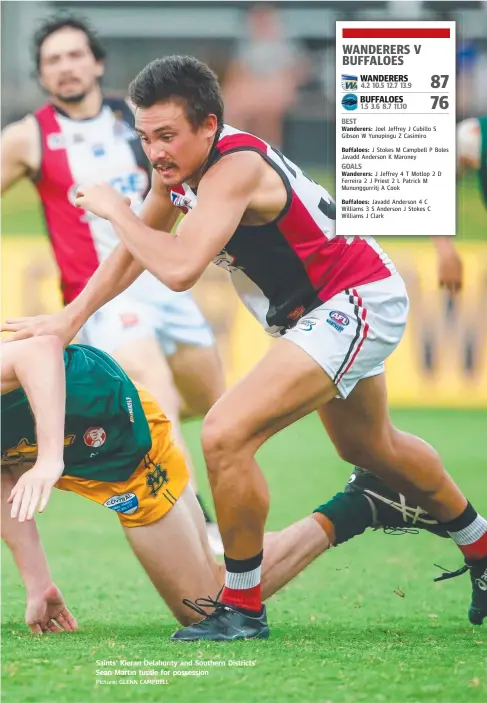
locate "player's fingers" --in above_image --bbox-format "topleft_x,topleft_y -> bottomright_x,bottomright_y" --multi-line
10,486 -> 24,519
0,328 -> 34,341
57,608 -> 78,631
47,619 -> 63,633
39,485 -> 53,514
27,487 -> 42,521
29,623 -> 43,634
18,485 -> 33,523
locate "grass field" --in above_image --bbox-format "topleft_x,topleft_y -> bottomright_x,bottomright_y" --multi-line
2,409 -> 487,703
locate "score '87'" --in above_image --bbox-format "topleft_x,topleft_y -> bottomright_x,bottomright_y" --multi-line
430,75 -> 449,110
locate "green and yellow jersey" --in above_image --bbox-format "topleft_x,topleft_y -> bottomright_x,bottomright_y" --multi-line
1,344 -> 152,482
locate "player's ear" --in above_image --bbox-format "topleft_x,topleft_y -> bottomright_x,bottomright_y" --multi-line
201,113 -> 218,139
95,60 -> 105,80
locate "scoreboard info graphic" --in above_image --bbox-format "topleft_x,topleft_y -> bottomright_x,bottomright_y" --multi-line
335,22 -> 456,236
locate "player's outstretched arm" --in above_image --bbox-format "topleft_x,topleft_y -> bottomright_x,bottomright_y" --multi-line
74,151 -> 263,291
1,468 -> 78,633
2,172 -> 179,342
0,117 -> 39,194
2,337 -> 66,520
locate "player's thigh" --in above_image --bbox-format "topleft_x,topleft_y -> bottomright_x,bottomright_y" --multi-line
167,343 -> 225,416
202,337 -> 338,456
123,485 -> 223,625
318,373 -> 394,464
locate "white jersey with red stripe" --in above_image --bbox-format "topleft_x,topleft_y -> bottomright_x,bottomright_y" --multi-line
33,99 -> 150,303
169,125 -> 396,336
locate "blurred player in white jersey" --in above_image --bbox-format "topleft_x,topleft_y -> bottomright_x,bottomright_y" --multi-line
0,17 -> 225,552
433,115 -> 487,293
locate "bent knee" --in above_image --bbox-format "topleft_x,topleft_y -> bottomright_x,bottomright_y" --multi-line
334,432 -> 395,467
201,409 -> 251,467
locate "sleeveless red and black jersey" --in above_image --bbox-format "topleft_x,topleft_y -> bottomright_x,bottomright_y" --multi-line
33,99 -> 150,304
169,125 -> 395,335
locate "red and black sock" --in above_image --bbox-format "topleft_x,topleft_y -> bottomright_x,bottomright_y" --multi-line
443,502 -> 487,560
221,551 -> 263,615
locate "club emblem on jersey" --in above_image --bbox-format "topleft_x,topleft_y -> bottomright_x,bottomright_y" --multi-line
327,310 -> 351,332
83,427 -> 106,448
170,191 -> 193,210
213,250 -> 243,273
2,436 -> 76,464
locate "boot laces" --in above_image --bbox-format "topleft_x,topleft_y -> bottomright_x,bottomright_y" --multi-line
433,563 -> 469,582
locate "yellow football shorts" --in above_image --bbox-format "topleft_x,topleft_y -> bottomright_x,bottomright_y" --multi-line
56,386 -> 190,527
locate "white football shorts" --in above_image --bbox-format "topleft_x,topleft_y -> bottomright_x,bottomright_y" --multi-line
283,273 -> 409,398
78,271 -> 214,356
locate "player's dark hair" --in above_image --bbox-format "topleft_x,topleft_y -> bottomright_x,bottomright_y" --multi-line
33,16 -> 106,72
129,55 -> 224,132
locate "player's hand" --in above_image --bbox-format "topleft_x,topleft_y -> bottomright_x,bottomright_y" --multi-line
26,583 -> 78,634
74,183 -> 131,220
437,247 -> 463,293
8,459 -> 64,522
2,309 -> 80,344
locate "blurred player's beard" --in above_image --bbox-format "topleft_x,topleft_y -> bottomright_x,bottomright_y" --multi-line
54,90 -> 89,104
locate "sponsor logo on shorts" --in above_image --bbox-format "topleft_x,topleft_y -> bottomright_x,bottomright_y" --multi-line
103,492 -> 139,515
296,318 -> 317,332
83,427 -> 107,448
327,310 -> 350,332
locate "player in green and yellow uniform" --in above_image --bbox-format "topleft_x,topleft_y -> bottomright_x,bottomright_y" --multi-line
3,337 -> 466,637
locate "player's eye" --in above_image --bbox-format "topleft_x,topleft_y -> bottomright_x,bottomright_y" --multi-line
159,134 -> 173,142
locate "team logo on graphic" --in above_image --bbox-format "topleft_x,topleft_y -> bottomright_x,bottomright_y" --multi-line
341,74 -> 358,91
342,93 -> 358,111
83,427 -> 107,448
297,318 -> 318,332
327,310 -> 351,332
103,493 -> 139,515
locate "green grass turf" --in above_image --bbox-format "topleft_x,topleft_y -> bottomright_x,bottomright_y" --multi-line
2,409 -> 486,703
1,171 -> 485,240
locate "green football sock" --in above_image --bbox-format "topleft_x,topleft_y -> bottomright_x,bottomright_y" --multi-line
313,491 -> 375,545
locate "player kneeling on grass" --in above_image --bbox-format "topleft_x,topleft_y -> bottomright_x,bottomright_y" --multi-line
1,337 -> 481,637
